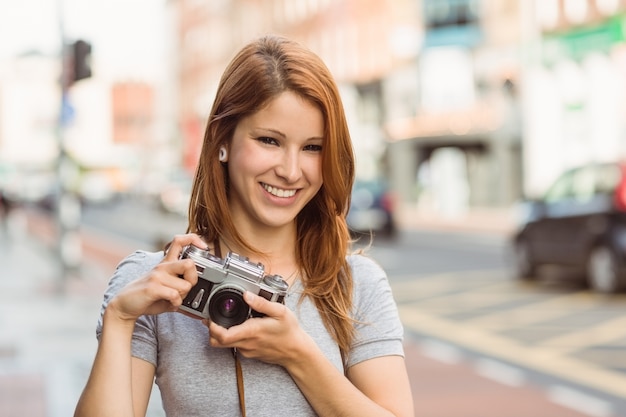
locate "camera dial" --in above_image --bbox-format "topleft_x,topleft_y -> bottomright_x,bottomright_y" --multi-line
263,274 -> 289,291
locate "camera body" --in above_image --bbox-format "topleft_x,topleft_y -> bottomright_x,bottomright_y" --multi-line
179,245 -> 289,328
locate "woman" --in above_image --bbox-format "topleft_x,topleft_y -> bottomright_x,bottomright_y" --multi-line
75,35 -> 413,417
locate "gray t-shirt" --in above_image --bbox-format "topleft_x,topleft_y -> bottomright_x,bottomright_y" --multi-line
97,250 -> 404,417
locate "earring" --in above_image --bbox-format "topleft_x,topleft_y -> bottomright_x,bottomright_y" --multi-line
219,146 -> 228,162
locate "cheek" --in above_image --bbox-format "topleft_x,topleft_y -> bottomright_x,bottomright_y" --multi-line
229,147 -> 261,175
307,159 -> 324,185
237,143 -> 274,165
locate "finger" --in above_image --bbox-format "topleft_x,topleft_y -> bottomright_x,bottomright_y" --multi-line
243,291 -> 285,317
168,267 -> 198,295
153,258 -> 199,290
175,258 -> 199,288
163,234 -> 205,261
164,234 -> 208,262
144,286 -> 184,313
208,319 -> 254,345
207,321 -> 233,347
145,261 -> 199,316
147,280 -> 187,309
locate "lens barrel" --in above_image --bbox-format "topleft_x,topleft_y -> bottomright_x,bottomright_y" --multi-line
208,286 -> 249,328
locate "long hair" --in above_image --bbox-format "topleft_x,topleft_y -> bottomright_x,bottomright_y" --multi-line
187,35 -> 356,354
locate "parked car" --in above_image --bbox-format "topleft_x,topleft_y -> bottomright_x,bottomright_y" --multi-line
347,178 -> 397,238
511,161 -> 626,293
78,171 -> 118,205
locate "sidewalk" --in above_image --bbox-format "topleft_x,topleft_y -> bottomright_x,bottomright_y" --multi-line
0,211 -> 115,417
0,209 -> 168,417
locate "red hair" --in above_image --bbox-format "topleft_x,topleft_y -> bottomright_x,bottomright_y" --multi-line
187,35 -> 356,353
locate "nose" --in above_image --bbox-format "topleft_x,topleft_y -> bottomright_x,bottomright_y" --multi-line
275,148 -> 302,183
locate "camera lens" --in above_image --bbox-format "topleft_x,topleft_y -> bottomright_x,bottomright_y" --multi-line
221,298 -> 237,316
208,286 -> 249,328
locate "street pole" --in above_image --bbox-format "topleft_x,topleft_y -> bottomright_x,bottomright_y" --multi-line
56,0 -> 83,291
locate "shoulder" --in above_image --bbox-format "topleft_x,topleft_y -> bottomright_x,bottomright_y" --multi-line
344,253 -> 405,366
117,250 -> 163,272
346,253 -> 387,286
347,252 -> 384,270
116,250 -> 162,277
345,253 -> 393,303
104,250 -> 164,297
97,250 -> 164,337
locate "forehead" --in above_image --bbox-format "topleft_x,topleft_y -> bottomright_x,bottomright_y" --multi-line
239,91 -> 324,135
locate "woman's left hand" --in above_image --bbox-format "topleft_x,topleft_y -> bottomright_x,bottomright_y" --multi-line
205,291 -> 312,367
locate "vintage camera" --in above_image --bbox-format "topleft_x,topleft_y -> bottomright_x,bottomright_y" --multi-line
179,245 -> 289,328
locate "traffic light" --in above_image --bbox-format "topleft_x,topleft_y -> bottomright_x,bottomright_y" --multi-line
72,40 -> 92,83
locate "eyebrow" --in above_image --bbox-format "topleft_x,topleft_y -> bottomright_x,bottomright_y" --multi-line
257,128 -> 286,139
256,127 -> 324,141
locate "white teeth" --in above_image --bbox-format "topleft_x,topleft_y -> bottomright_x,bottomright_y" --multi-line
263,184 -> 296,198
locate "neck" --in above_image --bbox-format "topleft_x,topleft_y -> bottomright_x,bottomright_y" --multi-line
219,223 -> 299,279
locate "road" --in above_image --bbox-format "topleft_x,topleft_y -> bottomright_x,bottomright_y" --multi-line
366,230 -> 626,417
78,198 -> 626,416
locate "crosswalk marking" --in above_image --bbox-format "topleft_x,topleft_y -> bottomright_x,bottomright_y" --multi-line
539,316 -> 626,354
465,291 -> 597,329
418,339 -> 463,364
548,385 -> 614,417
391,269 -> 510,303
474,358 -> 527,387
393,267 -> 626,410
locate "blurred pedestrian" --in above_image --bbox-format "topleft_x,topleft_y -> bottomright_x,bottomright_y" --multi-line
74,35 -> 413,417
0,188 -> 14,238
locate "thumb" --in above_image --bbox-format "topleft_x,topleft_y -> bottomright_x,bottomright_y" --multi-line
244,291 -> 271,313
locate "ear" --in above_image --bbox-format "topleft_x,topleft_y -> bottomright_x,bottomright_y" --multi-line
219,146 -> 228,162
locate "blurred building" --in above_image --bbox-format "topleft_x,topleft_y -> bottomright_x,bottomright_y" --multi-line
0,52 -> 61,205
4,1 -> 625,214
0,52 -> 59,169
168,0 -> 626,211
111,82 -> 154,145
521,0 -> 626,197
385,0 -> 524,215
169,0 -> 421,180
0,52 -> 162,201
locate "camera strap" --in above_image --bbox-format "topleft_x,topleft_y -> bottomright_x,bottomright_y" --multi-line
213,241 -> 246,417
232,348 -> 246,416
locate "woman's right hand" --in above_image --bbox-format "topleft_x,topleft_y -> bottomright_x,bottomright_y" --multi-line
106,234 -> 208,322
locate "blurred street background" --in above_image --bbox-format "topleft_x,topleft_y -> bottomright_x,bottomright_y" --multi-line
2,0 -> 626,416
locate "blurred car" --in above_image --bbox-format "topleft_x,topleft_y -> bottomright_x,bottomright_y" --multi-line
78,171 -> 118,205
511,161 -> 626,293
347,178 -> 397,238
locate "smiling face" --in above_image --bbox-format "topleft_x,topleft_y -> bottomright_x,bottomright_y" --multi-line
226,91 -> 325,235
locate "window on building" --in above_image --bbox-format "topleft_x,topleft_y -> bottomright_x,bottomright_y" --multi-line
564,0 -> 588,24
423,0 -> 480,29
596,0 -> 619,16
536,0 -> 559,30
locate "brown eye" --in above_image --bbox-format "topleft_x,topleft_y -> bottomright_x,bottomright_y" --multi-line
257,136 -> 279,146
304,144 -> 322,152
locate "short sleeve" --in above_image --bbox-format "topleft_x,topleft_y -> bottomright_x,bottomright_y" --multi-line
95,250 -> 164,366
345,254 -> 405,368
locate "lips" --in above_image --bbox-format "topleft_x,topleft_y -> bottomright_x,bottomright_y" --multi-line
261,183 -> 297,198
